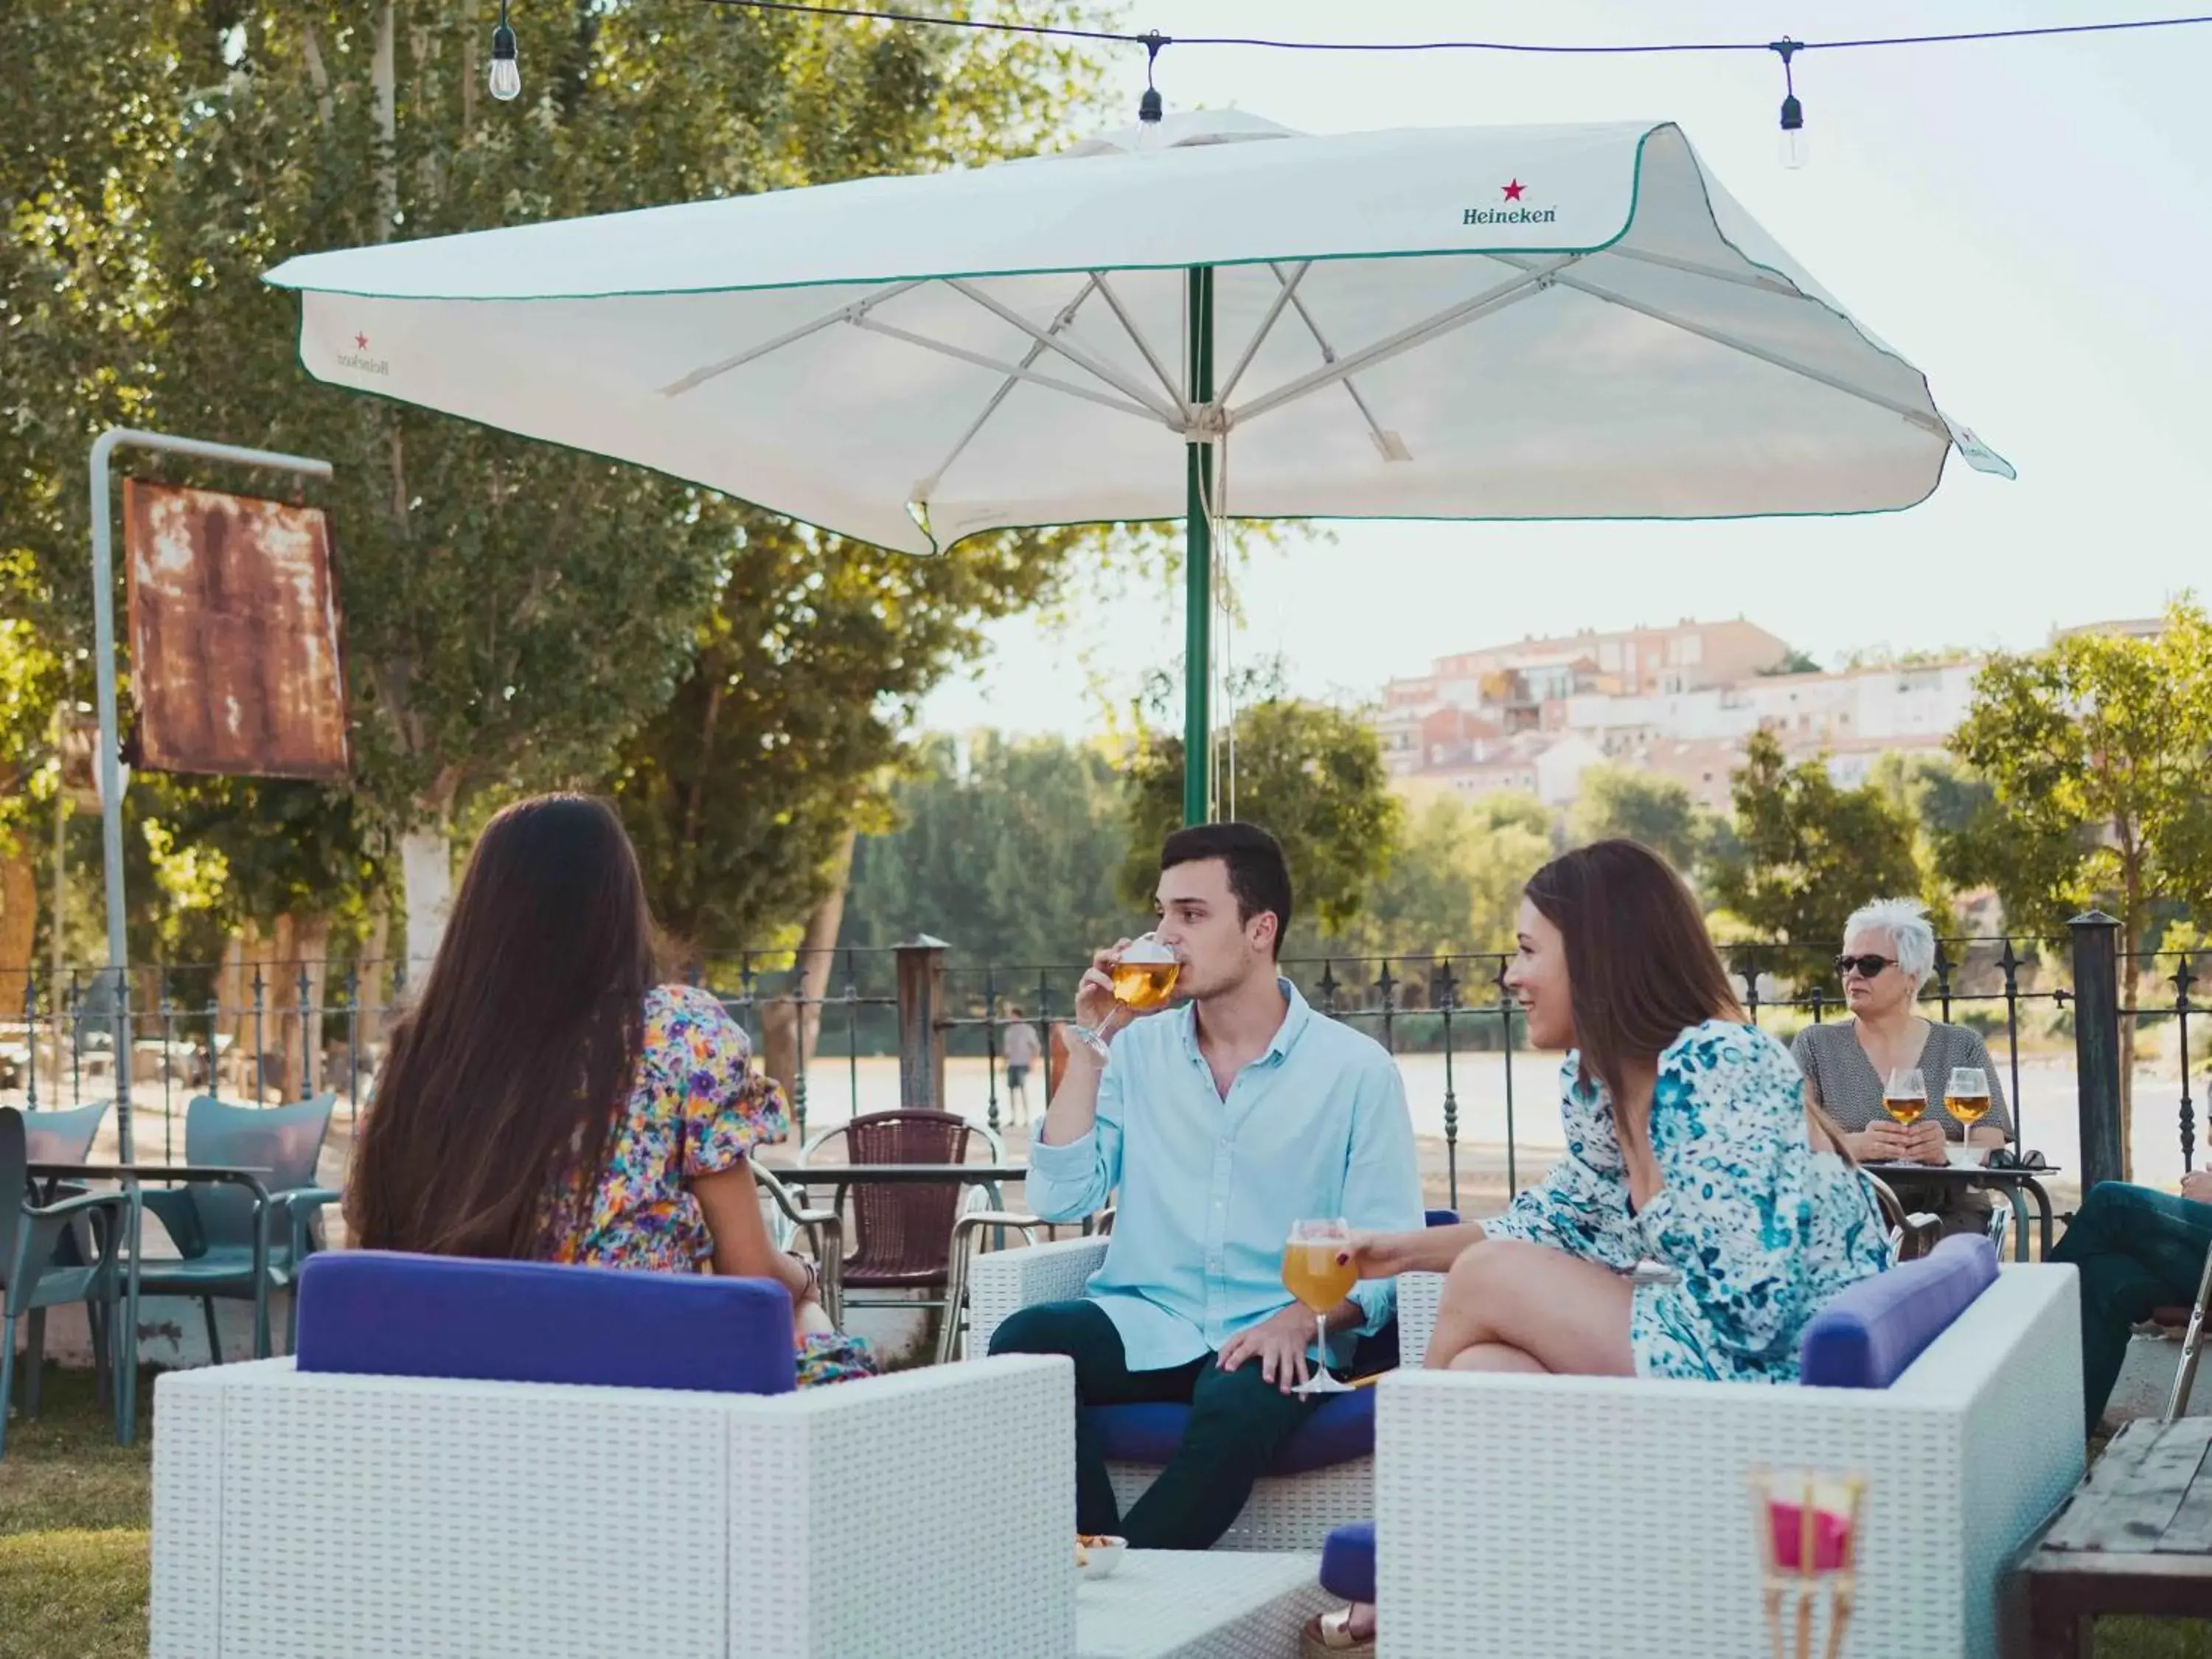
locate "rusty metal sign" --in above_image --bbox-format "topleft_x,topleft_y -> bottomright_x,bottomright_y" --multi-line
122,479 -> 351,780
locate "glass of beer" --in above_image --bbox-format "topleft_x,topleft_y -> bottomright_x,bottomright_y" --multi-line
1069,933 -> 1181,1060
1882,1067 -> 1927,1132
1282,1217 -> 1357,1396
1945,1066 -> 1992,1166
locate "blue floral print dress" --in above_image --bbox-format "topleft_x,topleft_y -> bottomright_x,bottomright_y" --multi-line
539,984 -> 877,1388
1484,1019 -> 1887,1382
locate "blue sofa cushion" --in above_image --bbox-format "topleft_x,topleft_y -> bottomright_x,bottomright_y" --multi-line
1087,1386 -> 1374,1476
1320,1520 -> 1376,1603
1798,1234 -> 1998,1389
295,1251 -> 798,1395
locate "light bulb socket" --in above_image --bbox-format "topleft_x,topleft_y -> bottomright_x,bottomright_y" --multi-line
1780,94 -> 1804,134
1138,86 -> 1163,125
492,20 -> 517,63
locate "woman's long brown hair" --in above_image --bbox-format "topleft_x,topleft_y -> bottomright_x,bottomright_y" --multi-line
345,794 -> 660,1258
1525,839 -> 1853,1158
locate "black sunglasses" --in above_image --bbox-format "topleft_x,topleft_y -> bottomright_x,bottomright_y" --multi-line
1835,954 -> 1897,978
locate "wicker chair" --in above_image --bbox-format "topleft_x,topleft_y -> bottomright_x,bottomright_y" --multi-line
796,1111 -> 1004,1362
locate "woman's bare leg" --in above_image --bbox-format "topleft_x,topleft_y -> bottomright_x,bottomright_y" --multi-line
1424,1238 -> 1635,1375
1315,1242 -> 1635,1646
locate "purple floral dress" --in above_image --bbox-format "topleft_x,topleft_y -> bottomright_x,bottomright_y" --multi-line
539,984 -> 875,1387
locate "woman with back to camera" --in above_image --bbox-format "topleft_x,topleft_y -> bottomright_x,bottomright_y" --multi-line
1304,841 -> 1886,1657
344,793 -> 873,1387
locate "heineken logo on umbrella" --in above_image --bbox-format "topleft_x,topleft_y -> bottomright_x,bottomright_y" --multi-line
335,331 -> 390,377
1464,178 -> 1556,226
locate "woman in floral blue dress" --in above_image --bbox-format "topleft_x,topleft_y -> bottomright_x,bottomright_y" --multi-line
345,793 -> 874,1388
1357,838 -> 1885,1380
1308,841 -> 1885,1655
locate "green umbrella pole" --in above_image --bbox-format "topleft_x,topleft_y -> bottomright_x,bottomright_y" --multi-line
1183,263 -> 1215,827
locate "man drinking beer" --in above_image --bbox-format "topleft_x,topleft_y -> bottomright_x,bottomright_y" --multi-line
990,822 -> 1422,1550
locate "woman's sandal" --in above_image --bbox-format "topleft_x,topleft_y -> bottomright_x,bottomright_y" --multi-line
1300,1607 -> 1375,1658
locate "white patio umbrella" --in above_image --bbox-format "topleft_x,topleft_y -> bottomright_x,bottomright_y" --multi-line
265,111 -> 2010,823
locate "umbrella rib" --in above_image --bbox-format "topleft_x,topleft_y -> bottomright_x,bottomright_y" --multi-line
1228,257 -> 1579,428
945,279 -> 1183,424
850,314 -> 1169,425
1265,260 -> 1396,452
1492,257 -> 1947,434
1214,260 -> 1311,406
914,276 -> 1103,504
1602,246 -> 1805,297
1091,271 -> 1189,417
657,280 -> 925,398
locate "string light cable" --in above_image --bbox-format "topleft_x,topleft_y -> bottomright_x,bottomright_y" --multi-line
488,4 -> 2212,163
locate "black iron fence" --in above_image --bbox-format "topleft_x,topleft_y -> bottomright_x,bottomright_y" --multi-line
3,912 -> 2203,1210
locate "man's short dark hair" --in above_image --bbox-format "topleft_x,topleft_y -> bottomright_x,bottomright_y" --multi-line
1159,821 -> 1293,957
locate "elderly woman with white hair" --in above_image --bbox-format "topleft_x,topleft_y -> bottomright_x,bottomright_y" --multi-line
1791,897 -> 2012,1237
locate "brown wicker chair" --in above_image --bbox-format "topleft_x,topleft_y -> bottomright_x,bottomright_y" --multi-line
796,1111 -> 1006,1362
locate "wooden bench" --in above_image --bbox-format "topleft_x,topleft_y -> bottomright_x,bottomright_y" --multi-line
2014,1417 -> 2212,1656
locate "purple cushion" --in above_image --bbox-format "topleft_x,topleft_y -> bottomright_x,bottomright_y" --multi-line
294,1251 -> 797,1395
1086,1386 -> 1374,1476
1321,1520 -> 1375,1601
1798,1234 -> 1998,1389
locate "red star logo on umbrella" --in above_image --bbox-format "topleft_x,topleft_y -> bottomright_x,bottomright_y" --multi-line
355,332 -> 369,349
1501,179 -> 1526,202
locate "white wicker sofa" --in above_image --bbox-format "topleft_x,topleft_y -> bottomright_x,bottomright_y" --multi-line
153,1253 -> 1076,1659
969,1232 -> 1410,1551
1367,1260 -> 2083,1659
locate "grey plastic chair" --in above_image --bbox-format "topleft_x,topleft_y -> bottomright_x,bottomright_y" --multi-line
132,1094 -> 338,1361
18,1102 -> 107,1164
1,1107 -> 136,1458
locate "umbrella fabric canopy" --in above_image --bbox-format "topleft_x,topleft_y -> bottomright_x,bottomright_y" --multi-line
267,112 -> 2008,818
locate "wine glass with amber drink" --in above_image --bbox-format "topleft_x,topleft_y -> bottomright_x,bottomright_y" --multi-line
1944,1065 -> 1991,1167
1068,933 -> 1180,1060
1282,1217 -> 1357,1396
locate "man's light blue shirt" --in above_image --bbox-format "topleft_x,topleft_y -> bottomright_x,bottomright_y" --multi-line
1027,978 -> 1425,1371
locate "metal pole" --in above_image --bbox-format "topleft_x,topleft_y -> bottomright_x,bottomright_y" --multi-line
1182,265 -> 1214,827
88,428 -> 334,1158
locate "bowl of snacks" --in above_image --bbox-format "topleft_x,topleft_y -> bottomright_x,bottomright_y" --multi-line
1074,1534 -> 1127,1579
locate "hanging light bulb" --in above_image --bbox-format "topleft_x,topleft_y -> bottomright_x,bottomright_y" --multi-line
1770,38 -> 1807,168
489,0 -> 521,102
1135,30 -> 1168,151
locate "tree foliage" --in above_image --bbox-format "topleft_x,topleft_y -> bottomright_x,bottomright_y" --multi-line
839,733 -> 1130,966
1940,601 -> 2212,945
1119,687 -> 1401,938
4,0 -> 1123,951
1706,728 -> 1923,981
1567,764 -> 1714,882
1325,793 -> 1553,961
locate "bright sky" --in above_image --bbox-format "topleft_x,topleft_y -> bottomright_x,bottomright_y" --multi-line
917,0 -> 2212,738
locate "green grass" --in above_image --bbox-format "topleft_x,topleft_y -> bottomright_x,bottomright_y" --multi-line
1,1362 -> 2210,1656
1,1364 -> 150,1659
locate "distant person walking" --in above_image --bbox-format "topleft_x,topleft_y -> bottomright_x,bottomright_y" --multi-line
1002,1009 -> 1042,1125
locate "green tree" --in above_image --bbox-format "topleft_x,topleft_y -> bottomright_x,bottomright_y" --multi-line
839,732 -> 1129,965
611,516 -> 1144,962
1940,600 -> 2212,1177
1568,765 -> 1714,880
1707,728 -> 1924,982
1120,685 -> 1401,937
10,1 -> 1119,973
1758,649 -> 1822,677
1326,792 -> 1554,960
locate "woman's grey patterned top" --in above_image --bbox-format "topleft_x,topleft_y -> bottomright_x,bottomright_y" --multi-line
1790,1018 -> 2014,1138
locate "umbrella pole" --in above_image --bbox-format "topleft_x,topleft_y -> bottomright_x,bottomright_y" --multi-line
1182,263 -> 1214,827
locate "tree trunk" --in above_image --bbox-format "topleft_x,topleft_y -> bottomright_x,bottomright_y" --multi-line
361,891 -> 394,1042
266,912 -> 332,1102
0,846 -> 36,1009
759,828 -> 859,1142
399,824 -> 454,984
